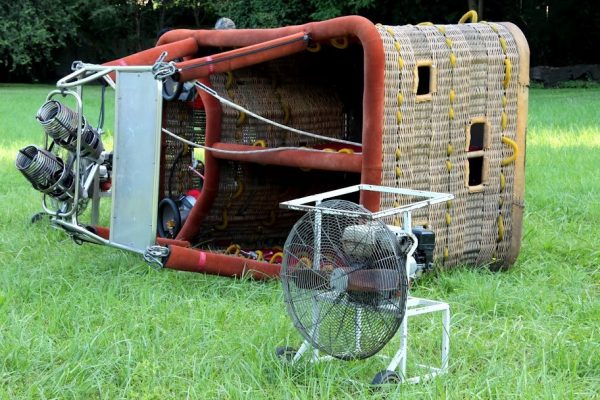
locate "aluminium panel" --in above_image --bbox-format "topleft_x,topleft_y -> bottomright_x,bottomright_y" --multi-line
110,71 -> 162,252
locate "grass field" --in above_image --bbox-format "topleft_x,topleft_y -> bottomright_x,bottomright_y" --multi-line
0,84 -> 599,399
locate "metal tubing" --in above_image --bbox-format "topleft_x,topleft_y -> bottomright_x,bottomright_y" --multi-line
442,307 -> 450,371
280,184 -> 453,218
92,226 -> 191,248
102,37 -> 199,80
292,340 -> 311,363
53,220 -> 145,254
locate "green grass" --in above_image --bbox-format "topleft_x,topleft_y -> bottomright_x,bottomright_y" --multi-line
1,84 -> 599,399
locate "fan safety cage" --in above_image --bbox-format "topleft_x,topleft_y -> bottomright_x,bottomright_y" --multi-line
282,199 -> 408,360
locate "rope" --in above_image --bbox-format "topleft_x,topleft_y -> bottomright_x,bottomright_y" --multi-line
194,81 -> 361,147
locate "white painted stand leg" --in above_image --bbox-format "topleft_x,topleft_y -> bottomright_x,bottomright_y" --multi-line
284,296 -> 450,385
385,296 -> 450,384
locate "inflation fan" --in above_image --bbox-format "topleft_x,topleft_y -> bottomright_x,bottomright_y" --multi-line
277,185 -> 453,384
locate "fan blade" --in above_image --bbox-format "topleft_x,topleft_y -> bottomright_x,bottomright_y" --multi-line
332,268 -> 400,293
288,269 -> 330,290
348,269 -> 400,292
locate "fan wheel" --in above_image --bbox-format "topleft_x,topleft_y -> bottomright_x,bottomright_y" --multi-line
275,346 -> 297,361
371,370 -> 401,385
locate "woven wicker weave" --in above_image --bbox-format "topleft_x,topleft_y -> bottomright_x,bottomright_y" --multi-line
163,54 -> 360,247
377,23 -> 524,267
161,102 -> 205,197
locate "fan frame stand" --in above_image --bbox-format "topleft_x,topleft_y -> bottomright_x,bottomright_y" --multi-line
279,184 -> 454,385
287,296 -> 450,385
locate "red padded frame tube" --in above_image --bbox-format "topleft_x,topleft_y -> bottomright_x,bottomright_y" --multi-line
104,37 -> 198,67
175,32 -> 309,81
210,143 -> 362,173
164,245 -> 280,280
175,79 -> 221,241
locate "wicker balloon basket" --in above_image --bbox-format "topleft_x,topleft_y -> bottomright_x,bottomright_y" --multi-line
104,14 -> 528,276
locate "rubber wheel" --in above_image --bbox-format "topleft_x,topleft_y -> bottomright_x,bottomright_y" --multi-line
30,212 -> 46,224
275,346 -> 297,361
371,370 -> 401,385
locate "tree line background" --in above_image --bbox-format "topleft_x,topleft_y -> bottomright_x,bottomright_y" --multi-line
0,0 -> 598,82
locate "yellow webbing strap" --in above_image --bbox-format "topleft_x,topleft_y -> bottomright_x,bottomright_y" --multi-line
307,42 -> 321,52
458,10 -> 478,24
270,252 -> 284,264
225,71 -> 234,90
503,58 -> 512,89
282,103 -> 290,124
497,215 -> 505,242
232,178 -> 244,199
237,111 -> 246,125
215,209 -> 228,230
225,243 -> 240,256
501,136 -> 518,166
299,256 -> 313,268
449,53 -> 457,67
330,37 -> 348,49
255,250 -> 264,262
263,210 -> 276,226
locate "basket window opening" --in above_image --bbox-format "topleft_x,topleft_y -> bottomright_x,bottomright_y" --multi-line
416,65 -> 432,95
469,122 -> 486,151
468,156 -> 484,186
